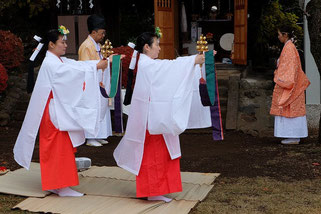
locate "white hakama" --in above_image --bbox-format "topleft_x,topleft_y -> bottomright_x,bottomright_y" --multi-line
274,115 -> 308,138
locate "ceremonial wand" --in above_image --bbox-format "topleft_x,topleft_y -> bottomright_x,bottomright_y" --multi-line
99,39 -> 114,104
196,34 -> 209,84
100,39 -> 114,87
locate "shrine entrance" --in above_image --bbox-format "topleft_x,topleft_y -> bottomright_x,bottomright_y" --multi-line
154,0 -> 248,65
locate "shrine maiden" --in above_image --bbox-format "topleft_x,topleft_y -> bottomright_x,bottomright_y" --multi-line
113,31 -> 205,202
13,27 -> 109,197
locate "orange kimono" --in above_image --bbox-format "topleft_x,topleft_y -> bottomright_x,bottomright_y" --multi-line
78,36 -> 101,61
270,40 -> 310,118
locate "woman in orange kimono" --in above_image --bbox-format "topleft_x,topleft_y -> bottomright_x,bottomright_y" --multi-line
270,25 -> 310,145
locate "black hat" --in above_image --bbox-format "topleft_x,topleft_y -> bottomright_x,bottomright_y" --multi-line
87,14 -> 106,33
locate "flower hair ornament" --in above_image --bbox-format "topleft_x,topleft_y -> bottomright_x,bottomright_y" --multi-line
58,25 -> 70,40
155,27 -> 162,39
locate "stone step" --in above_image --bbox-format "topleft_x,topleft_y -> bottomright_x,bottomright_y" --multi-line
217,78 -> 229,87
216,70 -> 243,77
216,62 -> 246,71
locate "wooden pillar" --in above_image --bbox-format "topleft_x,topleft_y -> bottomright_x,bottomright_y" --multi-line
154,0 -> 177,59
233,0 -> 248,65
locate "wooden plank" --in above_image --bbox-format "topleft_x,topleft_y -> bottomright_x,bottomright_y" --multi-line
225,75 -> 240,129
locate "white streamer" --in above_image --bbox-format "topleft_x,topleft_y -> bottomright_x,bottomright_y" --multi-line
67,0 -> 70,10
128,43 -> 137,70
89,0 -> 94,8
30,35 -> 44,61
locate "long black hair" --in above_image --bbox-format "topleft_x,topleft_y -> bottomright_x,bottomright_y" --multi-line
134,32 -> 158,53
27,29 -> 62,93
40,29 -> 62,50
278,25 -> 294,39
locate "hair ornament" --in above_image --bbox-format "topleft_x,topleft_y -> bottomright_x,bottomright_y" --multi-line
155,27 -> 162,38
58,25 -> 70,40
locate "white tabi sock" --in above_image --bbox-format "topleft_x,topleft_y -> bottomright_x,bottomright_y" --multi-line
48,189 -> 58,194
281,138 -> 300,144
147,195 -> 172,203
56,187 -> 84,197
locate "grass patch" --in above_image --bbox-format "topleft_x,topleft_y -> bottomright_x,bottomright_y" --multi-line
190,177 -> 321,214
0,194 -> 35,213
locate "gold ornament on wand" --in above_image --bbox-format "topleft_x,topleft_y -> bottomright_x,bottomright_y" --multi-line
101,39 -> 114,59
100,39 -> 114,94
196,34 -> 208,80
196,34 -> 209,68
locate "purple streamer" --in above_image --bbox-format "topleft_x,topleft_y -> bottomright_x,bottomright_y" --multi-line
114,66 -> 123,133
199,83 -> 212,106
100,86 -> 109,98
199,72 -> 224,141
210,83 -> 223,140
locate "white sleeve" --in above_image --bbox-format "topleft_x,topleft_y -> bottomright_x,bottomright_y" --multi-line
51,61 -> 100,136
146,55 -> 197,135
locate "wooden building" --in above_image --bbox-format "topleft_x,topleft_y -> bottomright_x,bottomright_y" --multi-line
154,0 -> 248,65
53,0 -> 248,65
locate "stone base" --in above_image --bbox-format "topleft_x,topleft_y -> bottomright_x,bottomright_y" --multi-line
306,104 -> 321,136
236,77 -> 274,137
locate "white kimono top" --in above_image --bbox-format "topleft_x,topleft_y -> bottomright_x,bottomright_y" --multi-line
113,54 -> 197,175
14,51 -> 101,170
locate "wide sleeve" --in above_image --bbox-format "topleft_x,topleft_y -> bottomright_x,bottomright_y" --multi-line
274,44 -> 298,106
274,46 -> 297,89
145,55 -> 197,135
51,60 -> 100,136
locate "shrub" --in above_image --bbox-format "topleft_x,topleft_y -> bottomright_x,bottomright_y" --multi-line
0,63 -> 8,93
0,30 -> 24,70
252,0 -> 303,65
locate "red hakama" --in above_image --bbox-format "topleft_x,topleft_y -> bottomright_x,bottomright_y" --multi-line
39,92 -> 79,191
136,131 -> 182,197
